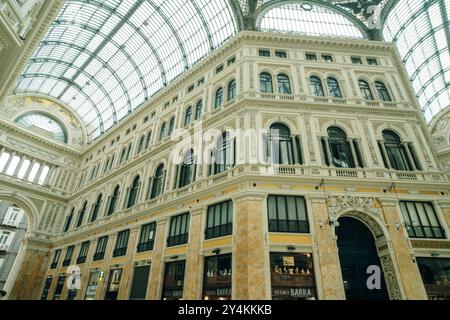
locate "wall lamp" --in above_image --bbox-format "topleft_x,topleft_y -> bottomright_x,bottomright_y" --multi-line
318,217 -> 340,230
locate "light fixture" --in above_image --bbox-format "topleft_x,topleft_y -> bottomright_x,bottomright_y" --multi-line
212,249 -> 221,255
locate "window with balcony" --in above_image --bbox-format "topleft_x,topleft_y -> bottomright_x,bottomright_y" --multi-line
167,213 -> 190,247
3,207 -> 24,228
381,130 -> 416,171
137,135 -> 146,154
107,186 -> 121,216
77,241 -> 90,264
228,79 -> 236,101
310,76 -> 324,97
359,80 -> 374,100
177,149 -> 195,189
375,81 -> 392,101
268,196 -> 309,233
327,77 -> 342,98
90,194 -> 103,223
205,200 -> 233,240
159,122 -> 167,141
184,106 -> 193,127
50,249 -> 61,269
126,176 -> 141,209
215,87 -> 224,109
150,164 -> 165,199
93,236 -> 108,261
145,131 -> 153,150
323,127 -> 355,168
63,245 -> 75,267
305,53 -> 317,61
63,208 -> 74,232
260,72 -> 273,93
113,230 -> 130,258
76,201 -> 88,228
265,123 -> 298,165
213,132 -> 235,175
400,202 -> 446,239
137,222 -> 156,253
168,117 -> 176,136
277,74 -> 291,94
195,100 -> 203,121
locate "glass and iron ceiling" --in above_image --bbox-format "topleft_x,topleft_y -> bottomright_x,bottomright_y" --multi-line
13,0 -> 450,142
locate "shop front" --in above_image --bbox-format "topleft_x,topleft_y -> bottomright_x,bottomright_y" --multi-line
105,269 -> 123,300
270,252 -> 317,300
162,260 -> 186,300
417,257 -> 450,300
203,254 -> 232,300
84,270 -> 104,300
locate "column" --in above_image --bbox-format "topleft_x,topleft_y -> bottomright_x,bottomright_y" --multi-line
147,218 -> 169,300
183,207 -> 204,300
117,227 -> 140,300
33,163 -> 45,184
403,142 -> 417,171
378,140 -> 392,169
23,159 -> 36,181
437,200 -> 450,229
2,151 -> 16,174
323,137 -> 332,166
8,237 -> 52,300
49,167 -> 60,187
309,195 -> 346,300
13,155 -> 26,177
348,139 -> 360,168
43,165 -> 56,185
233,193 -> 270,300
379,198 -> 428,300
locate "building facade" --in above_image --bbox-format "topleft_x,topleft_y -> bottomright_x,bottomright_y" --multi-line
0,201 -> 28,291
0,32 -> 449,300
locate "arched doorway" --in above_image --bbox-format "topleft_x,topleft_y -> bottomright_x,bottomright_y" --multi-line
336,217 -> 389,300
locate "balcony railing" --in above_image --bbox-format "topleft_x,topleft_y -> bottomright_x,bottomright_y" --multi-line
76,256 -> 87,264
137,241 -> 155,253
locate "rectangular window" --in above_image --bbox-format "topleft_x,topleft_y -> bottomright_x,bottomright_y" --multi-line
270,252 -> 317,300
400,201 -> 445,239
187,85 -> 194,93
322,55 -> 333,62
130,265 -> 151,300
259,49 -> 271,57
216,64 -> 224,74
197,78 -> 205,86
305,53 -> 317,61
167,213 -> 190,247
77,241 -> 90,264
351,57 -> 363,64
162,260 -> 186,300
53,275 -> 66,300
3,207 -> 24,227
41,277 -> 52,300
93,236 -> 108,261
227,56 -> 236,65
267,196 -> 310,233
137,222 -> 156,253
113,230 -> 130,257
275,50 -> 287,58
62,245 -> 75,267
51,249 -> 61,269
203,254 -> 232,300
367,58 -> 378,65
205,200 -> 233,240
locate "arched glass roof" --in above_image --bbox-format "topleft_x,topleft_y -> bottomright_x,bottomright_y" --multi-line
14,0 -> 237,141
16,112 -> 68,143
383,0 -> 450,121
258,2 -> 366,39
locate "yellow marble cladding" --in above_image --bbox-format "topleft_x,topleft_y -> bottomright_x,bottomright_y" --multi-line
269,234 -> 312,246
203,236 -> 233,249
109,256 -> 128,265
164,245 -> 188,257
134,251 -> 153,261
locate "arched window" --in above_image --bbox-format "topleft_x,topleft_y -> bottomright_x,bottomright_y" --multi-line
327,77 -> 342,98
126,143 -> 133,160
168,117 -> 176,136
137,135 -> 145,154
63,208 -> 74,232
90,194 -> 103,223
268,123 -> 294,165
277,74 -> 291,94
215,87 -> 224,109
310,76 -> 324,96
228,79 -> 236,101
76,201 -> 88,228
16,112 -> 68,143
195,100 -> 203,120
127,176 -> 140,208
159,122 -> 167,141
107,185 -> 120,216
184,106 -> 193,126
179,149 -> 195,188
145,131 -> 152,149
359,80 -> 374,100
214,132 -> 235,174
324,127 -> 355,168
260,72 -> 273,93
381,131 -> 413,171
151,164 -> 165,199
103,158 -> 110,174
120,147 -> 127,164
375,81 -> 392,101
